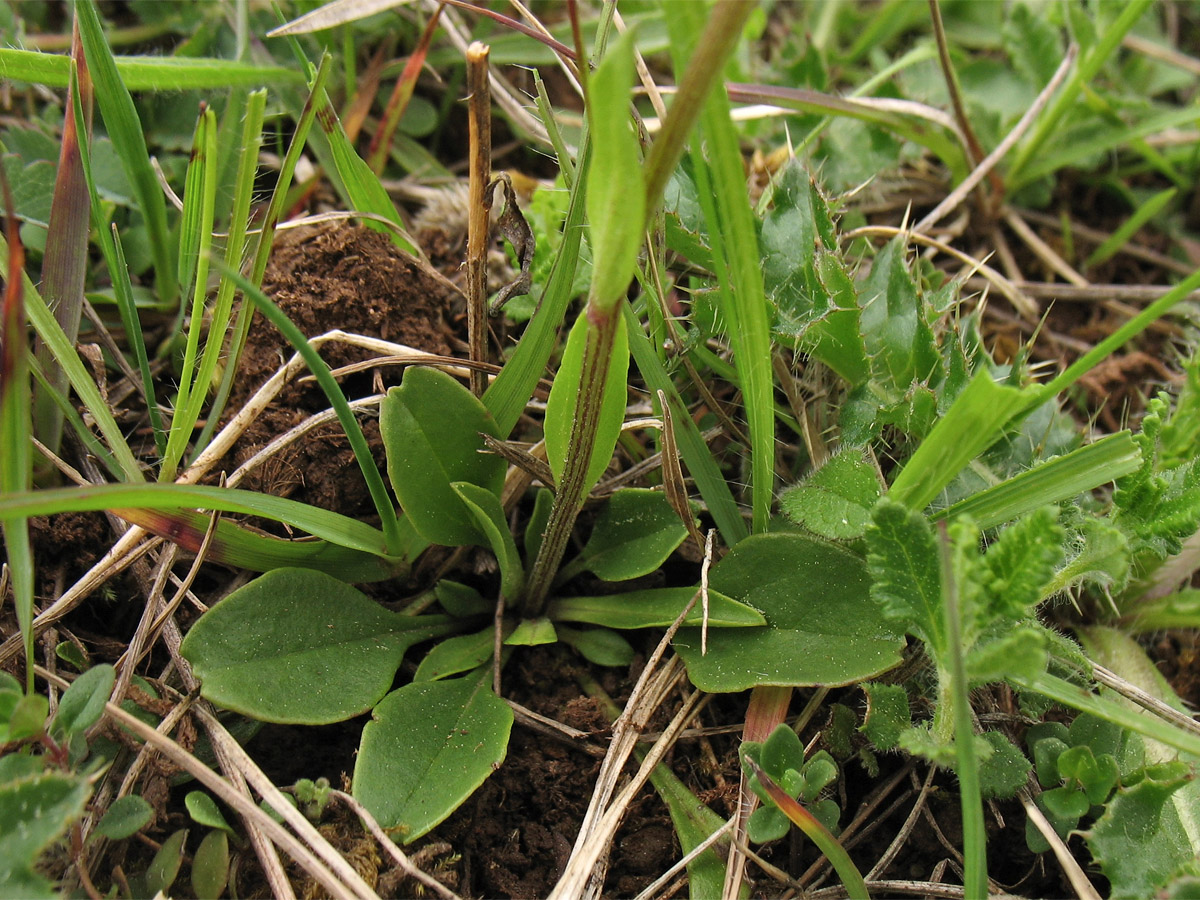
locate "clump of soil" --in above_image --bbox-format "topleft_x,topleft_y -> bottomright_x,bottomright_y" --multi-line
222,222 -> 458,518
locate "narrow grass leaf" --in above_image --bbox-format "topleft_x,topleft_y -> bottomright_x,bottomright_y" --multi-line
1085,187 -> 1178,268
187,90 -> 267,461
666,1 -> 775,533
889,371 -> 1032,512
483,133 -> 590,435
934,432 -> 1142,529
217,263 -> 402,552
625,302 -> 748,545
0,193 -> 35,689
202,59 -> 332,446
0,482 -> 391,553
549,586 -> 764,629
76,0 -> 177,307
1,232 -> 142,480
0,48 -> 303,90
162,104 -> 219,482
32,22 -> 91,457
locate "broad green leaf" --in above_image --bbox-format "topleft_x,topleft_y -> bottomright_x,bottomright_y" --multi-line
0,773 -> 91,898
676,534 -> 905,691
780,450 -> 881,541
353,671 -> 512,842
93,795 -> 153,841
549,586 -> 764,630
381,366 -> 505,547
452,482 -> 524,599
50,663 -> 114,740
7,693 -> 49,742
585,29 -> 645,312
180,569 -> 457,724
556,626 -> 634,667
414,628 -> 499,682
543,309 -> 630,493
562,488 -> 687,582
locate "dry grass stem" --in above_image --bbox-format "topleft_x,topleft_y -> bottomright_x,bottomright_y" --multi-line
1019,790 -> 1103,900
466,40 -> 492,397
914,45 -> 1077,234
1003,208 -> 1089,287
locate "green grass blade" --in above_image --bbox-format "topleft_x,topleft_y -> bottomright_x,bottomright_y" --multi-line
0,48 -> 304,90
1008,0 -> 1154,186
66,55 -> 164,459
623,302 -> 748,545
202,59 -> 332,447
214,264 -> 403,554
188,90 -> 267,463
889,372 -> 1033,511
666,1 -> 774,533
935,432 -> 1143,530
1012,669 -> 1200,759
26,355 -> 121,480
483,138 -> 590,435
1085,187 -> 1178,268
305,53 -> 417,256
0,483 -> 389,556
76,0 -> 177,308
1035,266 -> 1200,407
939,525 -> 987,900
162,104 -> 219,482
32,27 -> 90,460
0,232 -> 143,482
1,202 -> 35,690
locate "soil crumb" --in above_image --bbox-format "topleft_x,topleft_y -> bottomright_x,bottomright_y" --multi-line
223,222 -> 457,517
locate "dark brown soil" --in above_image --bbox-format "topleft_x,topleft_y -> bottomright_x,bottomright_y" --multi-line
223,222 -> 457,518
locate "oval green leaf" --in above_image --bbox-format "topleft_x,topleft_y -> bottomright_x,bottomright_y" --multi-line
567,488 -> 688,581
451,481 -> 524,599
180,568 -> 457,724
353,671 -> 513,842
381,366 -> 506,547
674,533 -> 906,691
51,663 -> 114,740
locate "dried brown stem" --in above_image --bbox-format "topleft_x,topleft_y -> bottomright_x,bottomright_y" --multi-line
466,41 -> 492,397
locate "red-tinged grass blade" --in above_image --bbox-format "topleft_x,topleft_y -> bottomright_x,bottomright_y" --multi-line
32,16 -> 92,460
743,755 -> 871,900
365,5 -> 442,174
110,508 -> 407,582
0,169 -> 35,690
